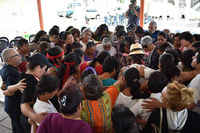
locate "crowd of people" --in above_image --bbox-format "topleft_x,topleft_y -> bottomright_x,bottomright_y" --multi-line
1,19 -> 200,133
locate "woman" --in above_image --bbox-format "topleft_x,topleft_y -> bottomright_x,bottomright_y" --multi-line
116,67 -> 149,109
37,84 -> 92,133
84,41 -> 97,62
143,81 -> 200,133
46,46 -> 64,71
57,53 -> 81,89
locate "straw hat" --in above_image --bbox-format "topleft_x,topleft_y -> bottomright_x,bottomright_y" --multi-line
129,43 -> 145,55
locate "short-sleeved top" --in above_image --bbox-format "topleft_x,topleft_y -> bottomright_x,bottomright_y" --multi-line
127,6 -> 140,25
37,113 -> 92,133
20,73 -> 38,104
0,65 -> 21,113
33,98 -> 57,114
81,85 -> 120,133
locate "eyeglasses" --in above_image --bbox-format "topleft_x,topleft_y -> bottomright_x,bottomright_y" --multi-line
8,54 -> 20,59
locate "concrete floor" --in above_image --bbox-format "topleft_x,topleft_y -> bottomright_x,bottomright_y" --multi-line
0,102 -> 11,133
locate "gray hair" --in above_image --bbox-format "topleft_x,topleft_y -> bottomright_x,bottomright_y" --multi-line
102,37 -> 112,46
141,36 -> 153,47
82,74 -> 103,100
150,21 -> 157,27
1,48 -> 15,63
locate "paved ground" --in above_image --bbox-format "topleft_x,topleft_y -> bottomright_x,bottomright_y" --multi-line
0,102 -> 12,133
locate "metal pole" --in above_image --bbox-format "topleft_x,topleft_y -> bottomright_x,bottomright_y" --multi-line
140,0 -> 144,27
37,0 -> 44,30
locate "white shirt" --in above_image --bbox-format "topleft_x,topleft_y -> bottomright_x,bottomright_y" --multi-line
33,98 -> 57,114
33,98 -> 57,126
188,74 -> 200,104
96,44 -> 117,56
129,64 -> 157,79
167,109 -> 188,130
130,93 -> 162,121
115,92 -> 138,108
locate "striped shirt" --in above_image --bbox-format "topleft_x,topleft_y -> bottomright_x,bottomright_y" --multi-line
81,86 -> 120,133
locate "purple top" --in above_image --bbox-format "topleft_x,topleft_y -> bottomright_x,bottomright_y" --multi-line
37,113 -> 92,133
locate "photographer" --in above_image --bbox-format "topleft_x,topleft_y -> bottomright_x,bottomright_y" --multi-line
125,0 -> 140,26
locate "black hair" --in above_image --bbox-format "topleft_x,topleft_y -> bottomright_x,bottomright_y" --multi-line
165,48 -> 181,66
112,104 -> 139,133
94,24 -> 109,41
59,84 -> 83,115
39,41 -> 50,55
82,74 -> 103,100
86,41 -> 96,49
90,51 -> 111,68
81,27 -> 87,32
197,53 -> 200,64
174,33 -> 180,38
103,56 -> 120,73
63,31 -> 72,41
36,74 -> 60,96
159,53 -> 181,82
59,31 -> 66,41
33,30 -> 47,43
135,26 -> 144,35
124,67 -> 147,99
180,31 -> 193,43
39,37 -> 50,43
148,71 -> 168,93
52,25 -> 60,32
27,54 -> 47,70
115,25 -> 125,34
72,42 -> 82,49
157,43 -> 169,53
116,30 -> 126,39
119,39 -> 130,53
71,28 -> 80,37
16,38 -> 28,48
49,27 -> 59,36
193,34 -> 200,42
66,26 -> 74,32
47,46 -> 63,66
158,31 -> 168,39
129,54 -> 144,65
181,49 -> 195,71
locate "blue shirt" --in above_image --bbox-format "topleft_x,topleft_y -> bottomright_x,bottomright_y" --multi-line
0,64 -> 21,113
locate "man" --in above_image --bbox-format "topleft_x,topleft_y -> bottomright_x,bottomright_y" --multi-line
180,31 -> 193,51
0,48 -> 26,133
80,28 -> 92,52
96,37 -> 116,56
141,35 -> 155,55
125,0 -> 140,26
148,21 -> 160,42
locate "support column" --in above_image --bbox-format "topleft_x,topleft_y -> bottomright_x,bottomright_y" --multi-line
140,0 -> 144,27
37,0 -> 44,30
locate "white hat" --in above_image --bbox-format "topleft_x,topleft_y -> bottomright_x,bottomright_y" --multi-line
129,43 -> 145,55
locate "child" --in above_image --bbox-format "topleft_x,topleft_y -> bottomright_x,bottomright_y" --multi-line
33,74 -> 60,115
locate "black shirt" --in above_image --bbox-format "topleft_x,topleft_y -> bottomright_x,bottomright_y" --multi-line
0,64 -> 21,113
20,73 -> 38,104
